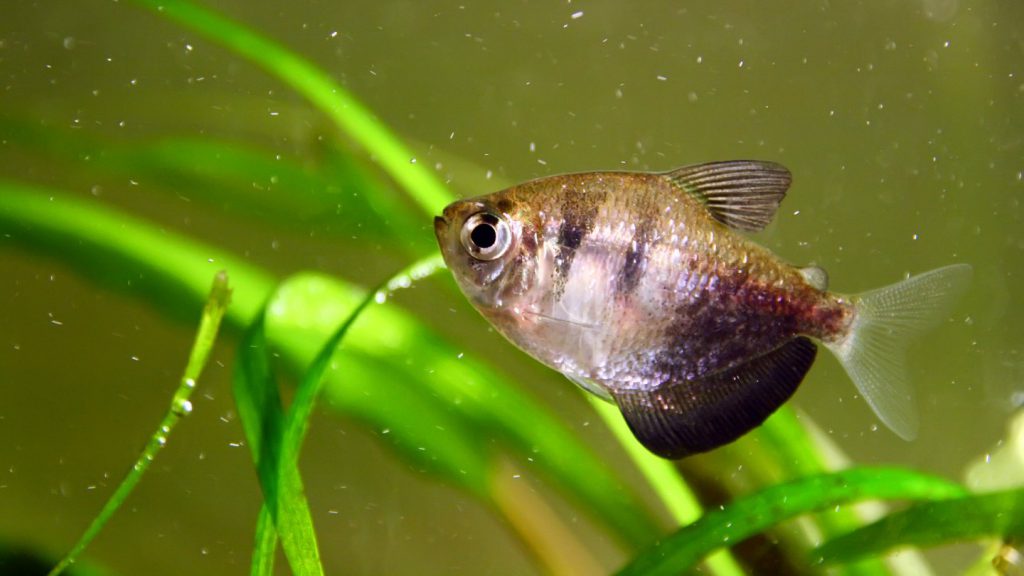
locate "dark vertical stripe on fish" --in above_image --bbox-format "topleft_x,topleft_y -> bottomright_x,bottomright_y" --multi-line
615,224 -> 651,296
553,184 -> 603,297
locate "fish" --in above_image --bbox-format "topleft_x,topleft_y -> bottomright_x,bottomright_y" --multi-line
434,160 -> 971,459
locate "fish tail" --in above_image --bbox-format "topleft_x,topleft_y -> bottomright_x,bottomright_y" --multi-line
824,263 -> 972,440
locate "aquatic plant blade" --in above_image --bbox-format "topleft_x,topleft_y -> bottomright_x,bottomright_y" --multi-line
129,0 -> 451,216
616,467 -> 966,576
0,116 -> 427,250
815,487 -> 1024,565
267,271 -> 662,547
0,183 -> 660,553
587,398 -> 745,576
47,273 -> 231,576
233,314 -> 324,576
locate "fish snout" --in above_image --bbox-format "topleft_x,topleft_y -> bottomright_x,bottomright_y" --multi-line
433,215 -> 449,240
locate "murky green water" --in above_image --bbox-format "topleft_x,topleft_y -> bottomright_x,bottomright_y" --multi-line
1,1 -> 1021,574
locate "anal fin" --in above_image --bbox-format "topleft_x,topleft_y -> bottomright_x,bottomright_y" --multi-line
612,337 -> 817,459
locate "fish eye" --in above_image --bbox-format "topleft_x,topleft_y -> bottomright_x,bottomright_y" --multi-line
460,211 -> 511,261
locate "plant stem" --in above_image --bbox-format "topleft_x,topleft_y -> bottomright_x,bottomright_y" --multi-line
48,272 -> 231,576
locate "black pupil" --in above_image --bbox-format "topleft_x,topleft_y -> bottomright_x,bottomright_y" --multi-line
470,222 -> 497,249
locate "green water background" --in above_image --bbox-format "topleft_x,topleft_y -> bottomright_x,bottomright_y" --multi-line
1,1 -> 1021,574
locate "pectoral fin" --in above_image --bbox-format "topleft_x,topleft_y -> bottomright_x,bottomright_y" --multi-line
612,337 -> 817,459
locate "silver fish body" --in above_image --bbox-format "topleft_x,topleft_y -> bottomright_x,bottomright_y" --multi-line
435,161 -> 971,458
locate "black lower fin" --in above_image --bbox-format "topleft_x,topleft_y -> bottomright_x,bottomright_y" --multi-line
612,337 -> 817,459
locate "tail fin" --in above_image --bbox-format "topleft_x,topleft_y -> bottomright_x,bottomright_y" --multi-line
824,264 -> 972,440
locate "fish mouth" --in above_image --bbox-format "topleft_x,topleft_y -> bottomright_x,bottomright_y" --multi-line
433,215 -> 448,239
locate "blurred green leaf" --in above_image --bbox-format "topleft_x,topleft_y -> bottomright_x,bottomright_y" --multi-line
234,312 -> 324,576
815,487 -> 1024,565
617,467 -> 966,576
0,116 -> 428,250
0,182 -> 662,551
129,0 -> 452,216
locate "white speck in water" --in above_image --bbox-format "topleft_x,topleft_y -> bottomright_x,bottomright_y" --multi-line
512,474 -> 521,479
131,355 -> 139,362
529,141 -> 536,152
696,55 -> 703,64
456,352 -> 464,359
485,170 -> 493,180
912,233 -> 919,240
410,157 -> 417,164
156,435 -> 166,447
738,60 -> 745,68
571,11 -> 583,19
687,91 -> 698,103
62,37 -> 76,50
330,31 -> 338,38
870,424 -> 879,432
656,75 -> 667,81
185,43 -> 193,52
184,378 -> 196,389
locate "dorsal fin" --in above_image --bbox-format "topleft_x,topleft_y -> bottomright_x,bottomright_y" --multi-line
612,337 -> 817,459
663,160 -> 792,232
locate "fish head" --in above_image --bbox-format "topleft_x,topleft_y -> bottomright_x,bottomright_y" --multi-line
434,193 -> 540,311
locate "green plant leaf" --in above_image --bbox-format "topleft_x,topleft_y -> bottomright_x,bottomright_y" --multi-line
233,311 -> 324,576
815,487 -> 1024,565
46,272 -> 231,576
616,467 -> 967,576
129,0 -> 452,217
0,181 -> 662,554
0,115 -> 430,251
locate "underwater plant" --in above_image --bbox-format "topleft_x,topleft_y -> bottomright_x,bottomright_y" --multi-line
1,1 -> 1021,575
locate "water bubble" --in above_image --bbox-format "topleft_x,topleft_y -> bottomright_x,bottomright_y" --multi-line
184,378 -> 196,389
173,399 -> 193,416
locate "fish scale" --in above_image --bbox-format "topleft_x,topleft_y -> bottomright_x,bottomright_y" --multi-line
435,160 -> 971,458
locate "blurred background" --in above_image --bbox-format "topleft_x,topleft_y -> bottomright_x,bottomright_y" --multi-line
1,1 -> 1021,574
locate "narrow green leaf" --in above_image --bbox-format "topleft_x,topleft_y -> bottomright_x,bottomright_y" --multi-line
251,508 -> 278,576
0,116 -> 428,249
588,398 -> 744,576
234,312 -> 324,576
617,467 -> 967,576
130,0 -> 452,216
815,487 -> 1024,565
47,272 -> 231,576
